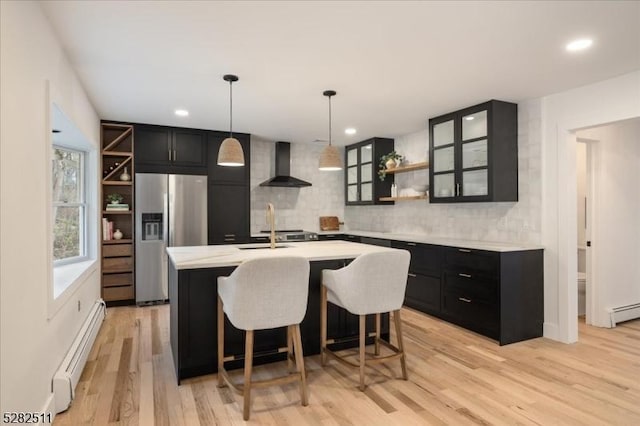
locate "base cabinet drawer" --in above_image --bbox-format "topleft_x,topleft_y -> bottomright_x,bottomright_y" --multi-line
103,256 -> 133,273
445,248 -> 498,275
103,285 -> 134,301
102,272 -> 133,287
405,273 -> 441,314
103,244 -> 132,257
442,289 -> 499,339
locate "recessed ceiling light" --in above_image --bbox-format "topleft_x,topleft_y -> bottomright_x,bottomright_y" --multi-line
566,38 -> 593,52
345,128 -> 357,135
465,116 -> 474,121
175,109 -> 189,117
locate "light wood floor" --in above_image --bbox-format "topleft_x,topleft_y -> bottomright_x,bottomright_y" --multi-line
54,305 -> 640,425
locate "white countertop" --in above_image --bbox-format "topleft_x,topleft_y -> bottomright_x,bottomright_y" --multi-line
316,230 -> 542,252
167,240 -> 396,270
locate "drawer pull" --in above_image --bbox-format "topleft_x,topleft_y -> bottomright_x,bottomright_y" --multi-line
458,297 -> 472,303
224,234 -> 236,237
223,238 -> 236,242
407,273 -> 417,278
458,248 -> 472,253
458,273 -> 472,278
407,242 -> 417,246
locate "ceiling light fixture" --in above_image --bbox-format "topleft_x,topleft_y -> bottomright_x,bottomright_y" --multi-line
319,90 -> 342,171
175,109 -> 189,117
217,74 -> 245,167
465,116 -> 475,121
566,38 -> 593,52
345,127 -> 357,135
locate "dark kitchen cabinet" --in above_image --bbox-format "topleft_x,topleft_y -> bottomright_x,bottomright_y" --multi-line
208,183 -> 249,244
442,247 -> 543,345
391,240 -> 443,315
207,131 -> 251,184
429,100 -> 517,203
135,124 -> 207,174
345,138 -> 394,205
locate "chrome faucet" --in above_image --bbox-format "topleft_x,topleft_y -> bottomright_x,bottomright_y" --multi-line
266,203 -> 276,249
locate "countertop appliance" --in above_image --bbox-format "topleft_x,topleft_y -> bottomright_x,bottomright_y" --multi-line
135,173 -> 207,304
259,229 -> 318,242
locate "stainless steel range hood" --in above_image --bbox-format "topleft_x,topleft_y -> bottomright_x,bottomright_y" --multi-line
259,142 -> 312,187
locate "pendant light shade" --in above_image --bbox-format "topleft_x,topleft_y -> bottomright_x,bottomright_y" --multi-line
217,74 -> 245,167
319,90 -> 342,171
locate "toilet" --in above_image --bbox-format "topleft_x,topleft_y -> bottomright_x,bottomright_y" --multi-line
578,272 -> 586,316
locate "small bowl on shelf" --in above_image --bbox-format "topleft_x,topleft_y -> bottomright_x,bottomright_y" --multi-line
411,184 -> 428,194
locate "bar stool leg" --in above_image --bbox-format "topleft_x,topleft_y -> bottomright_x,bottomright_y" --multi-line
374,313 -> 381,356
243,330 -> 254,420
359,315 -> 366,391
320,285 -> 328,366
292,324 -> 309,406
394,310 -> 408,380
217,295 -> 225,388
287,325 -> 294,372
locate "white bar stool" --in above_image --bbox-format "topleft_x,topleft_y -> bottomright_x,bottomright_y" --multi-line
217,256 -> 310,420
320,250 -> 411,391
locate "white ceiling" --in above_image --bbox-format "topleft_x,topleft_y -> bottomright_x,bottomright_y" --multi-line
41,1 -> 640,146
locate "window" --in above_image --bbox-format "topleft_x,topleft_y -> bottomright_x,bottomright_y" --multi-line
52,146 -> 87,264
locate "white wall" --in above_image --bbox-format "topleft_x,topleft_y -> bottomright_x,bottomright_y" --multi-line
577,119 -> 640,326
541,70 -> 640,342
0,1 -> 100,416
343,99 -> 543,245
576,142 -> 587,273
250,137 -> 345,233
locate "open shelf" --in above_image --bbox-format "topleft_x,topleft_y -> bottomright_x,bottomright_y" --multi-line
102,239 -> 133,245
383,161 -> 429,174
379,195 -> 428,202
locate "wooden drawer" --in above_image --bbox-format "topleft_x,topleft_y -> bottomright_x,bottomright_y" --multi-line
103,244 -> 132,257
392,241 -> 443,276
102,272 -> 133,288
445,247 -> 498,275
443,271 -> 498,304
404,273 -> 440,314
102,285 -> 134,301
442,288 -> 499,339
103,256 -> 133,273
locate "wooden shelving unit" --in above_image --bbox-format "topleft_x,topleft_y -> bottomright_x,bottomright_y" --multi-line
101,123 -> 135,305
383,161 -> 429,174
379,195 -> 428,202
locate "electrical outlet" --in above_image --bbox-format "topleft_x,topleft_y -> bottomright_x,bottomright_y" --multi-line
77,300 -> 81,312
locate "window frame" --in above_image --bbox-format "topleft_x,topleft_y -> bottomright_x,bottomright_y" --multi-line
52,145 -> 89,266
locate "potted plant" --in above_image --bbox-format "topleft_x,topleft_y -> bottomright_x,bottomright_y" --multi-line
378,151 -> 403,181
106,193 -> 124,205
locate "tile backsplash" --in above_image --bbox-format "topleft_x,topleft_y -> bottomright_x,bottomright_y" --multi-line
343,99 -> 542,245
249,99 -> 542,245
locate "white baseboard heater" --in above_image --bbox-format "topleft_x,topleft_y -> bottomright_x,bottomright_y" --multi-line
608,302 -> 640,327
52,299 -> 106,413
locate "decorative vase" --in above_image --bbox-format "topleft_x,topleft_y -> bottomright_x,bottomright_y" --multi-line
120,166 -> 131,181
113,229 -> 123,240
386,159 -> 397,170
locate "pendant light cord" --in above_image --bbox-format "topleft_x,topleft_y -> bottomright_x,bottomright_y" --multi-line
328,94 -> 332,147
229,80 -> 233,138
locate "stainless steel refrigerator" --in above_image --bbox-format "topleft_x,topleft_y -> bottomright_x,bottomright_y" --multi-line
135,174 -> 207,304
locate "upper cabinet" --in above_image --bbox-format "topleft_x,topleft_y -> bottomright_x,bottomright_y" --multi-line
135,124 -> 207,174
429,100 -> 518,203
344,137 -> 394,205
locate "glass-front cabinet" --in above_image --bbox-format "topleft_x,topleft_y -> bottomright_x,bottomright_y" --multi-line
345,137 -> 394,205
429,100 -> 518,203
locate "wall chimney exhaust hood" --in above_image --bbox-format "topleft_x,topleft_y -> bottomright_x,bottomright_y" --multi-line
260,142 -> 312,187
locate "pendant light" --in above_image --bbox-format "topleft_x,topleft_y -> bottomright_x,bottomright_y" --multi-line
217,74 -> 245,167
318,90 -> 342,171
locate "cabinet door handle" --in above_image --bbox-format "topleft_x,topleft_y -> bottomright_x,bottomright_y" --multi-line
456,183 -> 460,196
168,149 -> 172,161
458,248 -> 472,253
458,297 -> 472,303
458,273 -> 472,278
407,242 -> 417,246
407,273 -> 417,278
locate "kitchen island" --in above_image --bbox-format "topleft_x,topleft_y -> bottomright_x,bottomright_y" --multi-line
167,241 -> 398,382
